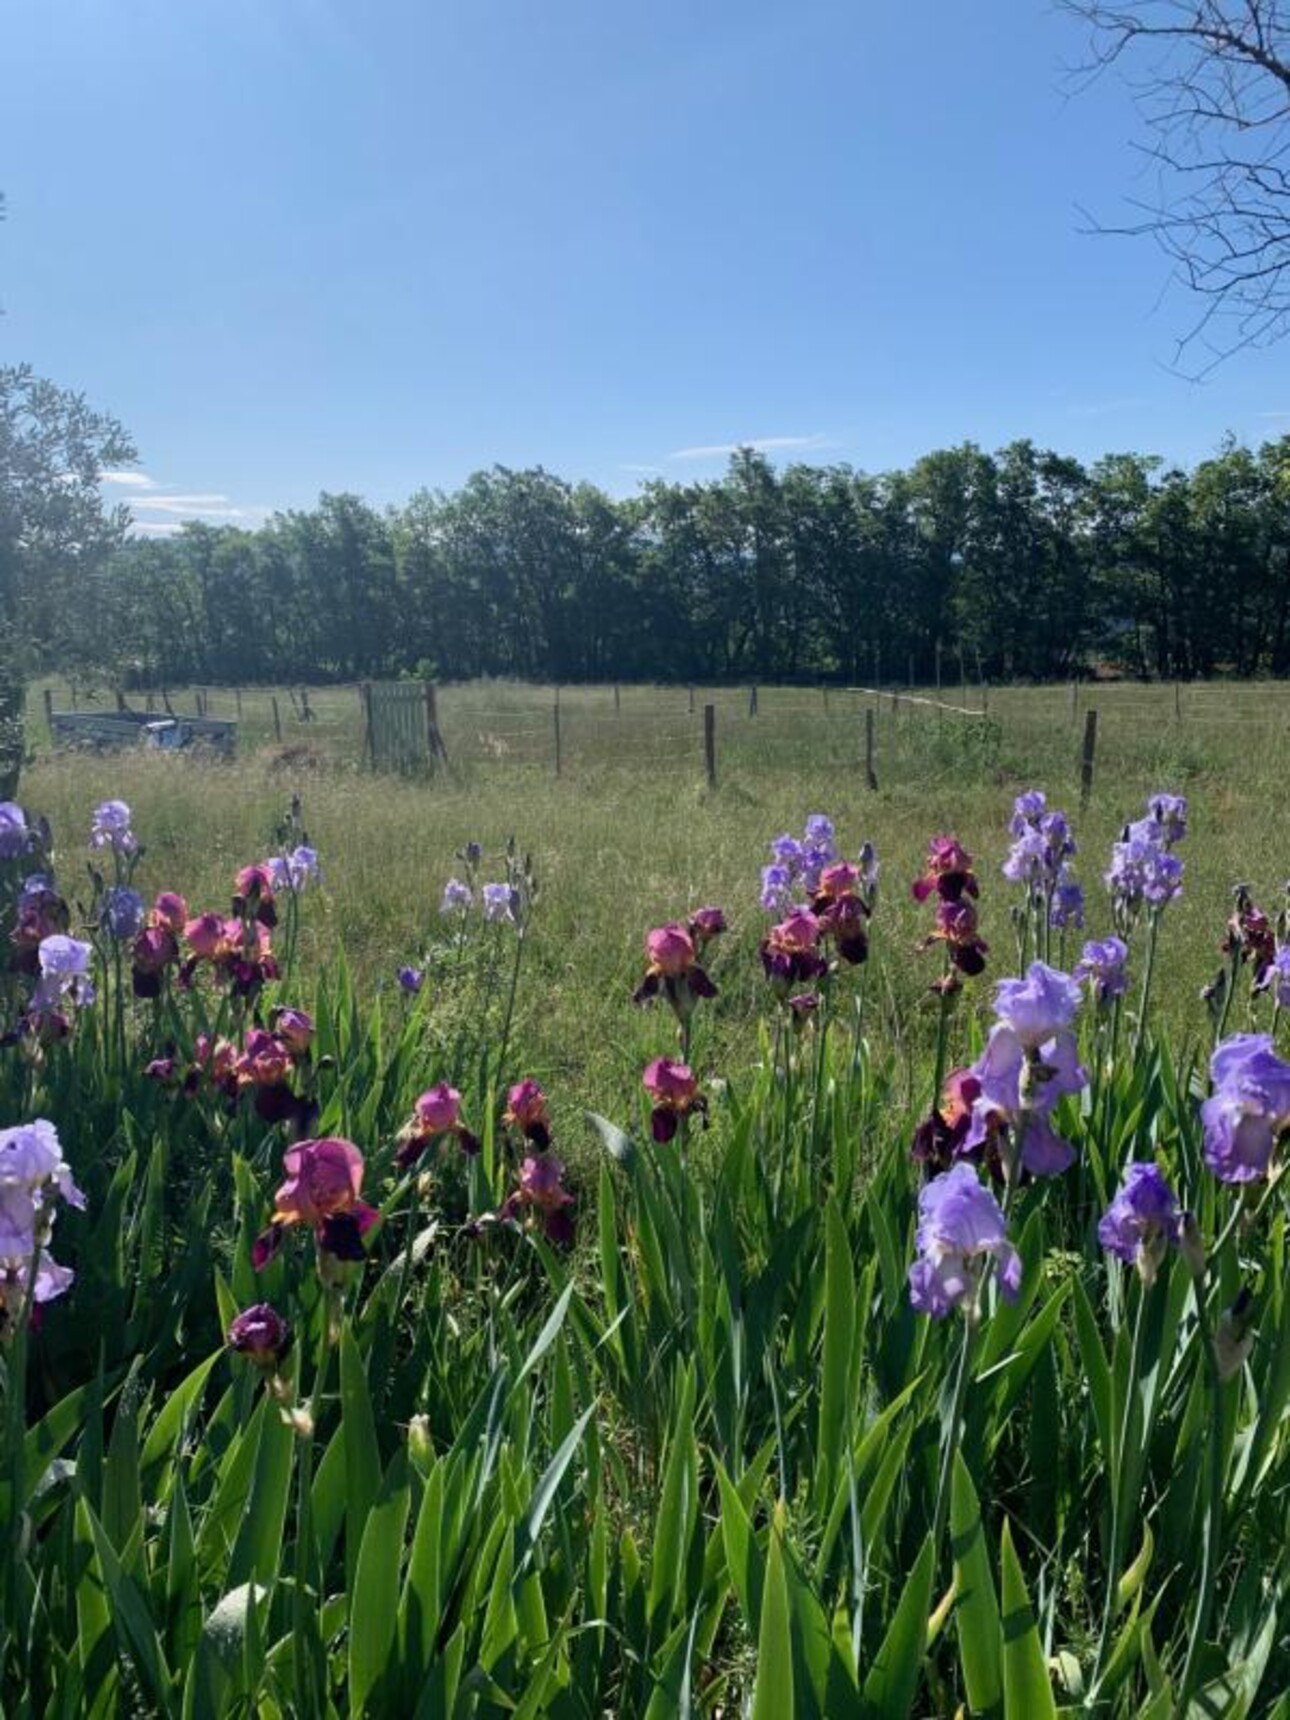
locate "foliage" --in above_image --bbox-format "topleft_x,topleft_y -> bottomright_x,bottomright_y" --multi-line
88,436 -> 1290,695
3,780 -> 1290,1715
0,364 -> 135,794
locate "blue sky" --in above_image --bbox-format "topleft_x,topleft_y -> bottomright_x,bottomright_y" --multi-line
3,0 -> 1287,532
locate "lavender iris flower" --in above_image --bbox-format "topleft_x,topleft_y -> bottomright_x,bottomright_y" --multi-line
101,886 -> 146,941
0,802 -> 29,861
1106,793 -> 1187,923
761,816 -> 846,909
268,845 -> 322,893
908,1163 -> 1022,1317
993,962 -> 1083,1047
1049,869 -> 1084,929
89,800 -> 137,855
482,882 -> 517,923
397,965 -> 425,994
439,878 -> 472,916
1202,1033 -> 1290,1183
33,934 -> 96,1013
1258,947 -> 1290,1009
1009,789 -> 1047,834
963,1022 -> 1086,1176
0,1119 -> 83,1313
1075,935 -> 1130,1003
19,872 -> 55,905
760,863 -> 794,912
1098,1163 -> 1181,1282
1148,793 -> 1188,846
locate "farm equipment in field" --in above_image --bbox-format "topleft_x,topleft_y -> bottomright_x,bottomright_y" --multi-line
48,707 -> 237,758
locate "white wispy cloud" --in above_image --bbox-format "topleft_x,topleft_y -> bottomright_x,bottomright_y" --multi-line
1255,410 -> 1290,420
130,520 -> 187,537
667,433 -> 833,461
129,493 -> 256,520
618,461 -> 663,475
100,469 -> 158,489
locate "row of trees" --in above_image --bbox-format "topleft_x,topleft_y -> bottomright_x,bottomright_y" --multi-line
75,436 -> 1290,690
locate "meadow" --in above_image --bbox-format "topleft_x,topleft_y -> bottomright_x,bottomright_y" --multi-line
4,676 -> 1290,1716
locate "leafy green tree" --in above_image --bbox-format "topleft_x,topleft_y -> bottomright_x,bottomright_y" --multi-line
0,364 -> 135,793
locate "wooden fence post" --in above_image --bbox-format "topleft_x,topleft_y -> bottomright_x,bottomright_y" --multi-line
704,703 -> 716,789
1069,681 -> 1078,723
553,688 -> 562,777
235,687 -> 243,719
748,685 -> 758,717
614,684 -> 621,715
273,695 -> 284,745
42,688 -> 53,736
1174,681 -> 1182,721
422,682 -> 440,772
1080,709 -> 1098,810
865,707 -> 878,791
688,684 -> 695,715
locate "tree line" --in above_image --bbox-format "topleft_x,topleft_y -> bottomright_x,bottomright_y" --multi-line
58,435 -> 1290,691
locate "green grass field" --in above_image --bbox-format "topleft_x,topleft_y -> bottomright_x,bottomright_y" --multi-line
21,674 -> 1290,1141
10,675 -> 1290,1715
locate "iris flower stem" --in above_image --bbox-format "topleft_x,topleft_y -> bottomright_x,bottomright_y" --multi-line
1212,943 -> 1241,1053
4,1237 -> 43,1684
930,1308 -> 977,1574
493,922 -> 527,1091
1089,1272 -> 1152,1701
929,965 -> 954,1124
1130,909 -> 1161,1065
293,1316 -> 334,1713
1179,1292 -> 1227,1710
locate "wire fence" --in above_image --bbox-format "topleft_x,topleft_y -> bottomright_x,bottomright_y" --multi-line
34,676 -> 1290,798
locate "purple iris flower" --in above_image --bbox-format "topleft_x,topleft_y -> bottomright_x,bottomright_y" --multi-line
962,1016 -> 1086,1178
1050,869 -> 1084,929
1002,828 -> 1050,884
89,800 -> 137,855
1106,792 -> 1187,922
993,962 -> 1084,1048
1075,936 -> 1130,1003
1257,947 -> 1290,1009
482,882 -> 516,923
1148,793 -> 1188,846
100,886 -> 146,941
439,878 -> 472,916
19,872 -> 55,905
760,863 -> 794,912
0,1119 -> 86,1211
1202,1034 -> 1290,1183
1009,790 -> 1047,835
1098,1162 -> 1181,1282
397,965 -> 425,994
268,845 -> 321,893
762,818 -> 841,907
908,1163 -> 1022,1317
0,802 -> 29,861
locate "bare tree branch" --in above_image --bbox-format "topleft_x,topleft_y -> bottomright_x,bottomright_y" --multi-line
1061,0 -> 1290,368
